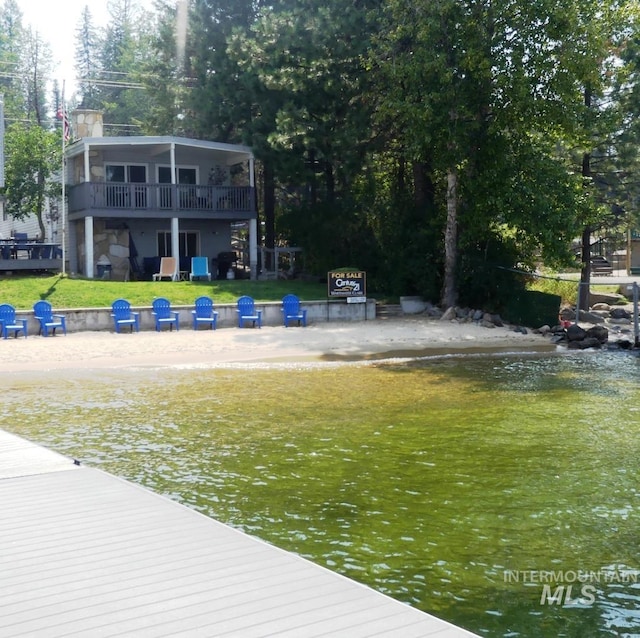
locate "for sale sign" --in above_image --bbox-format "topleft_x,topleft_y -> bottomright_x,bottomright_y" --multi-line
328,270 -> 366,298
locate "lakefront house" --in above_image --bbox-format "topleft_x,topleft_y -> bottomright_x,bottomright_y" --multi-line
0,109 -> 258,280
66,110 -> 258,280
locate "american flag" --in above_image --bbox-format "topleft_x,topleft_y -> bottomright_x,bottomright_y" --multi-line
57,106 -> 70,143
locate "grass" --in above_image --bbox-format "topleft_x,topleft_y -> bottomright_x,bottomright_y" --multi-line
0,274 -> 329,310
527,276 -> 623,305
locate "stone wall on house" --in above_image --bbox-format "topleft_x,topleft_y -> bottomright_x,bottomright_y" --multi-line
77,220 -> 130,280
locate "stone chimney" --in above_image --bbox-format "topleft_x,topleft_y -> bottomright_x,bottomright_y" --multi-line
71,109 -> 104,139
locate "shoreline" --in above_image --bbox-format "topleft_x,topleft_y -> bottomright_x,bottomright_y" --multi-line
2,316 -> 556,373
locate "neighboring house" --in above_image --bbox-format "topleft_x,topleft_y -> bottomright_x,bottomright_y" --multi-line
64,109 -> 257,280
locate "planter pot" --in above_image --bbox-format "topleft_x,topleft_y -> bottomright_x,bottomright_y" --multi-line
399,296 -> 427,314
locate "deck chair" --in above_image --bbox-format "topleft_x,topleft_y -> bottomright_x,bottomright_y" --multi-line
192,296 -> 218,330
152,297 -> 180,331
111,298 -> 140,333
152,257 -> 178,281
189,256 -> 211,281
0,304 -> 27,339
33,300 -> 66,336
282,294 -> 307,327
236,295 -> 262,328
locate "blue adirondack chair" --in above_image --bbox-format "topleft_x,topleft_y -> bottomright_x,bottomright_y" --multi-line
33,300 -> 66,336
189,256 -> 211,281
281,294 -> 307,327
0,304 -> 28,339
111,298 -> 140,333
236,295 -> 262,328
152,297 -> 180,331
192,296 -> 218,330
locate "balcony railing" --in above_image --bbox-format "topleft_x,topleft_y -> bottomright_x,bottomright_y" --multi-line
68,183 -> 255,214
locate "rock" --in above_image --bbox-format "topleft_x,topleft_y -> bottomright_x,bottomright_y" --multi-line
425,302 -> 443,318
472,309 -> 484,321
400,296 -> 428,314
491,314 -> 504,327
440,306 -> 457,321
609,317 -> 631,325
480,320 -> 496,328
589,292 -> 626,306
559,307 -> 575,320
535,324 -> 552,335
578,337 -> 604,349
578,310 -> 605,324
610,307 -> 631,319
585,325 -> 608,344
592,303 -> 611,311
566,324 -> 587,341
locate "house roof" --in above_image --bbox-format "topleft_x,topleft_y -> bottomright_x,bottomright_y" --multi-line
65,135 -> 254,165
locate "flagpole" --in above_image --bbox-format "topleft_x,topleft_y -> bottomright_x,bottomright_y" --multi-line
61,81 -> 67,276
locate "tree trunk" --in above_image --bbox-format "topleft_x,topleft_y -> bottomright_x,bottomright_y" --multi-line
578,86 -> 593,314
578,222 -> 591,313
412,160 -> 434,213
263,163 -> 275,271
441,167 -> 458,308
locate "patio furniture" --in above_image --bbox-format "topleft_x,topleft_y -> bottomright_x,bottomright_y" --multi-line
236,296 -> 262,328
281,294 -> 307,327
192,296 -> 218,330
33,300 -> 66,337
152,257 -> 178,281
111,299 -> 140,333
152,297 -> 180,331
0,304 -> 28,339
190,256 -> 211,281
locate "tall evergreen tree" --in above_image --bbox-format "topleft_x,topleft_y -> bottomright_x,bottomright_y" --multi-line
75,5 -> 103,109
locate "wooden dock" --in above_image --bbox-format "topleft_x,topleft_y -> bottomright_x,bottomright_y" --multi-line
0,430 -> 479,637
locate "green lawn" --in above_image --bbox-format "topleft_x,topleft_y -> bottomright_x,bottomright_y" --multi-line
0,274 -> 329,310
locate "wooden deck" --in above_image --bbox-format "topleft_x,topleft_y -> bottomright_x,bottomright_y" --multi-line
0,430 -> 479,637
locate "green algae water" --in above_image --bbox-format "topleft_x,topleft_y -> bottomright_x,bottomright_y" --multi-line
5,351 -> 640,637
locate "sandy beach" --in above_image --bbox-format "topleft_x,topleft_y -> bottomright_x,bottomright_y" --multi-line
1,316 -> 555,373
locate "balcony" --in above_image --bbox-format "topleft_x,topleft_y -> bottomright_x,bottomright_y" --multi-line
68,183 -> 256,219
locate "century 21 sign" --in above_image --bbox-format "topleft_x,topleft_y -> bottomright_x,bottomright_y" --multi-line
328,270 -> 366,297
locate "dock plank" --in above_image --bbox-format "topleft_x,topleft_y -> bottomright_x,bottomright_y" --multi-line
0,430 -> 479,637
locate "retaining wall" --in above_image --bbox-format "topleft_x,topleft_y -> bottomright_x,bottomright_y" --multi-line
18,299 -> 377,335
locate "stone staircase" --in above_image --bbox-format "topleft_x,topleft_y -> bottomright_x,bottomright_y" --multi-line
376,303 -> 403,319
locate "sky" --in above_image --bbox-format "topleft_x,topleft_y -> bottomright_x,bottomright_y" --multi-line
16,0 -> 154,97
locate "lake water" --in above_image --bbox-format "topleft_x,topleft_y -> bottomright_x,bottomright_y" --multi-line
5,350 -> 640,637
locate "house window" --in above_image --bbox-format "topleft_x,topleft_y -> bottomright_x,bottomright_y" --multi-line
105,163 -> 148,208
158,166 -> 199,209
157,231 -> 199,258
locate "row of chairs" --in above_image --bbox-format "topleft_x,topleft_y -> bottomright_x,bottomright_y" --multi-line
0,301 -> 65,339
113,294 -> 308,333
0,295 -> 308,339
